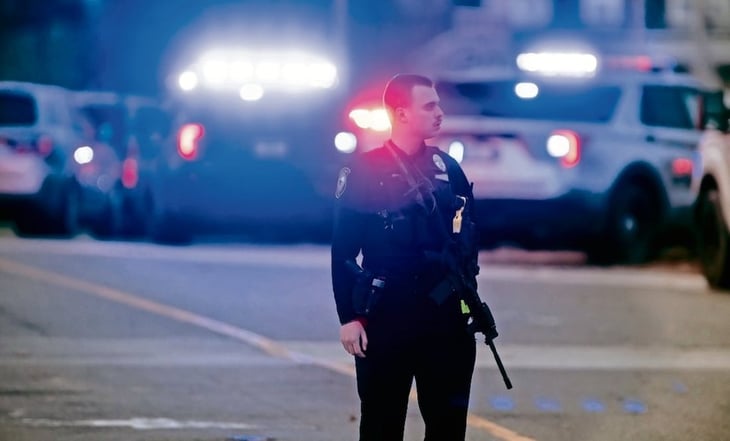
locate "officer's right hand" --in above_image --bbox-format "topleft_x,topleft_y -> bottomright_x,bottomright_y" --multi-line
340,320 -> 368,358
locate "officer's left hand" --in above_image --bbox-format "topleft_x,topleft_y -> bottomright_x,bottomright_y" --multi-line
340,320 -> 368,358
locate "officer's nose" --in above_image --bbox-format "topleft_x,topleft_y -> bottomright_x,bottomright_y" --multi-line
436,105 -> 444,119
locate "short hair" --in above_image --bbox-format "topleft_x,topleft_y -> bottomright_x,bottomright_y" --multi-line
382,74 -> 434,115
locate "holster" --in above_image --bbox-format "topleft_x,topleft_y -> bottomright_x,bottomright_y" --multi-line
352,274 -> 386,317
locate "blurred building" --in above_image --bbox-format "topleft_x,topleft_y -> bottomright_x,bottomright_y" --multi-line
1,0 -> 729,92
431,0 -> 730,87
0,0 -> 95,89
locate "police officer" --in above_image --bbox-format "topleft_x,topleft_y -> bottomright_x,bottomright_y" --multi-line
331,74 -> 478,440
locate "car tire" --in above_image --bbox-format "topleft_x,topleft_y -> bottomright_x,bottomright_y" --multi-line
588,182 -> 659,265
697,188 -> 730,289
117,192 -> 149,239
14,181 -> 80,238
55,184 -> 81,237
90,191 -> 123,240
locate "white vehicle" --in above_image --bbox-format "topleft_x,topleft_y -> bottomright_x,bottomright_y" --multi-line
692,90 -> 730,289
343,50 -> 709,263
71,90 -> 172,238
0,81 -> 87,236
430,51 -> 708,264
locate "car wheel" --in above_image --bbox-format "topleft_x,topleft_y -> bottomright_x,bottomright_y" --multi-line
117,192 -> 148,239
697,188 -> 730,289
90,191 -> 123,240
14,181 -> 79,238
589,183 -> 659,265
56,185 -> 81,237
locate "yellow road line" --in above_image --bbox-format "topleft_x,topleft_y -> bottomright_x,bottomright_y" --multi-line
0,257 -> 535,441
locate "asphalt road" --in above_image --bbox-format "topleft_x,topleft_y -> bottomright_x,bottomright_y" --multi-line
0,235 -> 729,441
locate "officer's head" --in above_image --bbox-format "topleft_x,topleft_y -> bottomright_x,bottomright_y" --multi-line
383,74 -> 444,140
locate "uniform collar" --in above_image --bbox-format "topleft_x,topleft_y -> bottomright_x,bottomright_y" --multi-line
386,139 -> 427,159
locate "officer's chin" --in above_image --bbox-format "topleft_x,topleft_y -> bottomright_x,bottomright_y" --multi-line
426,127 -> 441,139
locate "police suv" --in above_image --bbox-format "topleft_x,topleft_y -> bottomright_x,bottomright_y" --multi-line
145,2 -> 347,243
338,51 -> 709,264
693,90 -> 730,289
426,50 -> 711,263
429,51 -> 708,264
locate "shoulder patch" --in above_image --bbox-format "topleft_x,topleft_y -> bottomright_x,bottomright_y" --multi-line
335,167 -> 351,199
432,153 -> 447,172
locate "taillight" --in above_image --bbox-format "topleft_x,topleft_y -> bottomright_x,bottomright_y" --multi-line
177,123 -> 204,160
670,157 -> 693,186
547,130 -> 581,168
35,135 -> 54,156
2,136 -> 35,154
671,157 -> 693,177
122,158 -> 139,189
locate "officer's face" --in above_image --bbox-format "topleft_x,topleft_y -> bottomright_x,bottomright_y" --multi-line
402,85 -> 444,140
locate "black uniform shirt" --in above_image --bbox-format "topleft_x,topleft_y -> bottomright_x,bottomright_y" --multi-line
331,141 -> 475,325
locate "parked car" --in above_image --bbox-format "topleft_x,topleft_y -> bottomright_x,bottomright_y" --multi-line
692,89 -> 730,289
72,91 -> 172,238
0,81 -> 89,237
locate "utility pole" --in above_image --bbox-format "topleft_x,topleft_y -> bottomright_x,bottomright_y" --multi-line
688,0 -> 722,87
332,0 -> 349,91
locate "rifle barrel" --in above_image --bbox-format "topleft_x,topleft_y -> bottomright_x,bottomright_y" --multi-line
487,340 -> 513,389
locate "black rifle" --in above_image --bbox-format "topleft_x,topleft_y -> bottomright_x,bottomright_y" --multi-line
425,230 -> 513,390
425,193 -> 511,389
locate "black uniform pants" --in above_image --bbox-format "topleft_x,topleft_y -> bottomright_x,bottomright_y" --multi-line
354,292 -> 476,441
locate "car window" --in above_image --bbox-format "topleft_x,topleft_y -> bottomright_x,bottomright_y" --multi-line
640,85 -> 697,130
80,104 -> 127,156
702,90 -> 728,130
0,91 -> 37,126
437,80 -> 622,123
683,90 -> 702,129
132,106 -> 171,156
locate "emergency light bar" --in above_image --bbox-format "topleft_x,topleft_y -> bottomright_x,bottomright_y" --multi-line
516,52 -> 598,77
177,49 -> 338,93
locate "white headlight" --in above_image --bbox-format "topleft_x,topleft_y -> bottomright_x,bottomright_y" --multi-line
334,132 -> 357,153
74,146 -> 94,164
240,84 -> 264,101
515,82 -> 539,99
547,134 -> 571,157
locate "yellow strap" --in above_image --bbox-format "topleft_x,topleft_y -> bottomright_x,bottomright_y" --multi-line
452,196 -> 466,233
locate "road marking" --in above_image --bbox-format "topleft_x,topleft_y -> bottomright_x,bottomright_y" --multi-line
282,341 -> 730,370
19,417 -> 255,430
0,257 -> 535,441
0,238 -> 708,291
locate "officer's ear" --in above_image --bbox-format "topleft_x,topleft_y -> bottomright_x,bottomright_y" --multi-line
395,107 -> 408,124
